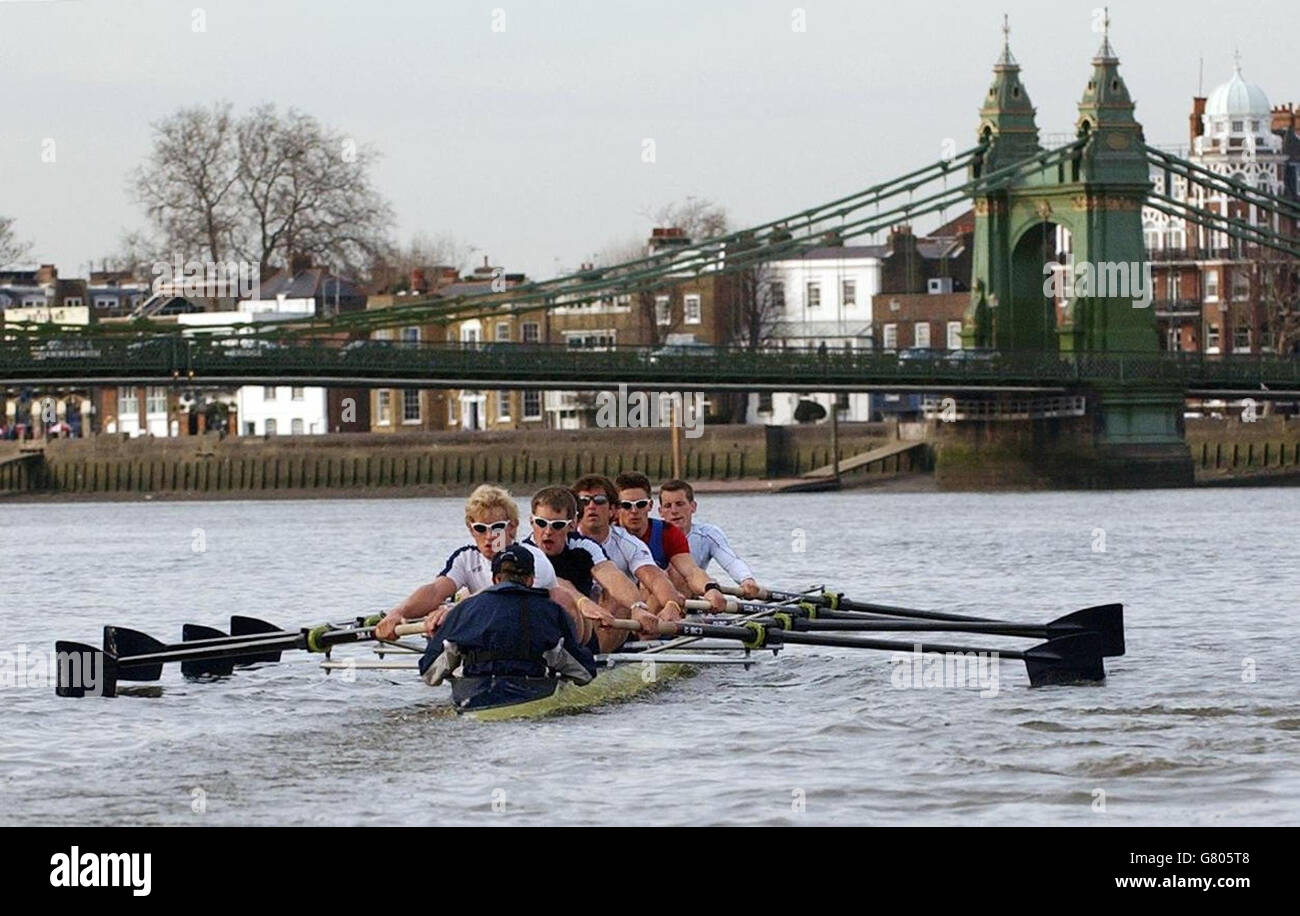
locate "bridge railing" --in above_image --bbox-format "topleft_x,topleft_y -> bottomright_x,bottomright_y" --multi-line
1,332 -> 1296,389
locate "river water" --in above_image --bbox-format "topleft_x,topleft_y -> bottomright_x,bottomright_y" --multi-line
1,489 -> 1296,826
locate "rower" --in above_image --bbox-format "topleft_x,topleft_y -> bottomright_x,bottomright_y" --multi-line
418,544 -> 598,710
375,484 -> 585,642
570,473 -> 686,625
613,472 -> 728,613
657,477 -> 762,599
523,486 -> 660,651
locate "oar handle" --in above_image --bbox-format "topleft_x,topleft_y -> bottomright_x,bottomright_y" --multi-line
605,619 -> 643,631
683,597 -> 742,613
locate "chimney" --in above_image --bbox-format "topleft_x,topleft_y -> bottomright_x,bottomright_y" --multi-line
290,252 -> 312,274
36,264 -> 58,284
647,226 -> 691,255
410,268 -> 428,293
1190,96 -> 1207,147
1272,103 -> 1297,136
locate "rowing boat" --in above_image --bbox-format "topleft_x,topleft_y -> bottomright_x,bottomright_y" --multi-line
53,590 -> 1123,713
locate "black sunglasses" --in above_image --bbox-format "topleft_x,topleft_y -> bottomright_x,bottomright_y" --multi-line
470,520 -> 510,534
531,516 -> 572,531
619,498 -> 651,510
576,495 -> 610,507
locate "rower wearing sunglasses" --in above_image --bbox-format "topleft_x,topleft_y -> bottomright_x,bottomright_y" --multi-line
657,477 -> 762,600
570,474 -> 687,625
374,484 -> 582,642
522,486 -> 660,651
614,472 -> 729,614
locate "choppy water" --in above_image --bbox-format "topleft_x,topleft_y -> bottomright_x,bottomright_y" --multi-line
1,489 -> 1297,825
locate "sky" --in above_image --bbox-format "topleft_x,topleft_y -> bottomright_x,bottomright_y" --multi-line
0,0 -> 1292,280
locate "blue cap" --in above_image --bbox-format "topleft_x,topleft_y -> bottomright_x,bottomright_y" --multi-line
491,543 -> 535,577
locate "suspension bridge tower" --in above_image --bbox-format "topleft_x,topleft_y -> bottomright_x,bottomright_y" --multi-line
948,17 -> 1193,487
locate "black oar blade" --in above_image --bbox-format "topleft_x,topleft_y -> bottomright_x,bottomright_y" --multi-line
181,624 -> 237,678
104,627 -> 165,681
1048,604 -> 1125,657
1023,632 -> 1105,687
229,616 -> 284,664
54,641 -> 118,698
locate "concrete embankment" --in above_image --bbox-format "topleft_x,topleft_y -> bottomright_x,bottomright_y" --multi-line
0,424 -> 889,501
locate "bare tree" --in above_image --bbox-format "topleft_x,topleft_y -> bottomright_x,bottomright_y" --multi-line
234,104 -> 393,276
132,102 -> 394,277
1255,247 -> 1300,358
0,214 -> 33,266
643,196 -> 728,241
97,230 -> 165,282
370,231 -> 475,291
131,103 -> 240,264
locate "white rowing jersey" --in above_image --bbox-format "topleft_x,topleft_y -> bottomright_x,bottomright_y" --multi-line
587,525 -> 656,579
438,542 -> 557,594
687,521 -> 754,583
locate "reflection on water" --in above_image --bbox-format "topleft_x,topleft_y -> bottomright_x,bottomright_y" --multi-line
1,489 -> 1297,825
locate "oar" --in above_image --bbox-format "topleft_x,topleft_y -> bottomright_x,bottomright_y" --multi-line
54,615 -> 429,699
725,587 -> 1125,657
659,620 -> 1105,687
687,599 -> 1123,657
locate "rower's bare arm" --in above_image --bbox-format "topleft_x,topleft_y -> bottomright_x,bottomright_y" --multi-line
637,565 -> 685,618
548,585 -> 595,644
593,560 -> 641,609
376,577 -> 457,639
672,554 -> 728,612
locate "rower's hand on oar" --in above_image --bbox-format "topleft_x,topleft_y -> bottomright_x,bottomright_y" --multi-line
579,597 -> 616,629
423,606 -> 452,637
632,607 -> 660,639
703,590 -> 728,613
374,612 -> 403,641
659,600 -> 684,622
739,578 -> 761,600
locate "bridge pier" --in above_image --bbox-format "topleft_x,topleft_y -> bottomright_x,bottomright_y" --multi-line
930,387 -> 1192,489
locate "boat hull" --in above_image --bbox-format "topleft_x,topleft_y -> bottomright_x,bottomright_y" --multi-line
455,662 -> 691,721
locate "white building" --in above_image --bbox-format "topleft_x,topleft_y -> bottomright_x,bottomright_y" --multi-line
178,297 -> 329,437
745,246 -> 883,425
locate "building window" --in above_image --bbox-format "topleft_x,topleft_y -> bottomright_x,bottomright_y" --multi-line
1231,120 -> 1243,133
119,386 -> 139,415
835,391 -> 850,410
757,391 -> 773,413
684,294 -> 701,325
264,386 -> 276,401
402,326 -> 420,347
521,322 -> 540,343
291,418 -> 304,435
523,390 -> 542,420
496,321 -> 510,341
377,390 -> 392,425
842,279 -> 856,306
63,297 -> 83,307
770,282 -> 785,310
565,331 -> 615,350
460,326 -> 479,346
244,422 -> 255,435
1207,323 -> 1220,350
1233,326 -> 1251,350
947,321 -> 963,349
497,390 -> 511,421
402,389 -> 421,422
145,387 -> 167,414
291,387 -> 304,401
1231,271 -> 1250,301
265,419 -> 278,436
1204,269 -> 1219,300
914,322 -> 931,348
806,282 -> 821,309
883,323 -> 897,350
655,296 -> 671,326
1170,273 -> 1181,299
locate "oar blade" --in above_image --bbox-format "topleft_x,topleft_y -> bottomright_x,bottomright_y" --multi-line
104,626 -> 165,681
181,624 -> 237,678
1023,632 -> 1105,686
230,616 -> 285,664
54,641 -> 118,698
1048,604 -> 1125,657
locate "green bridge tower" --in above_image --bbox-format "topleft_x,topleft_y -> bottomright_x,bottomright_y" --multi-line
952,18 -> 1192,487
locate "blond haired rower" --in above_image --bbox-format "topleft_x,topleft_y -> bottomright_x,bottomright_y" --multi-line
375,485 -> 590,642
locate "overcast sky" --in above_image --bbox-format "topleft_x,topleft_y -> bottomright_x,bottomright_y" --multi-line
1,0 -> 1291,280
